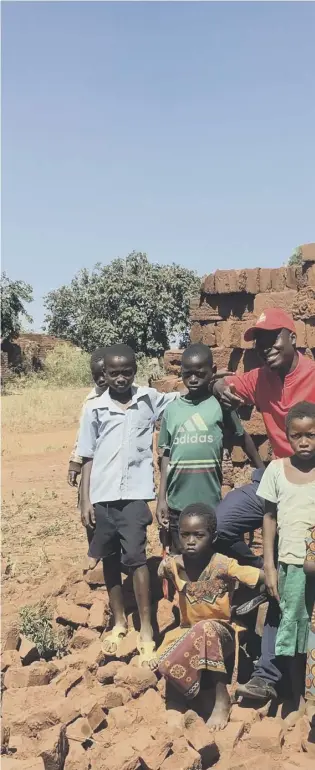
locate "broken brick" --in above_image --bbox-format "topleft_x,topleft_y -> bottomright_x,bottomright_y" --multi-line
55,599 -> 89,628
139,737 -> 172,770
1,651 -> 21,672
161,738 -> 201,770
88,599 -> 110,630
2,621 -> 20,652
230,704 -> 259,726
18,637 -> 39,666
97,661 -> 127,684
247,717 -> 284,754
69,628 -> 99,650
189,324 -> 203,344
301,243 -> 315,262
83,563 -> 105,587
184,717 -> 218,767
1,759 -> 45,770
67,580 -> 93,608
114,665 -> 157,698
201,325 -> 216,347
107,705 -> 142,731
4,662 -> 58,690
130,727 -> 156,753
200,274 -> 215,294
8,733 -> 37,760
39,724 -> 68,770
66,717 -> 92,743
86,702 -> 107,733
64,741 -> 90,770
214,721 -> 245,753
50,668 -> 83,697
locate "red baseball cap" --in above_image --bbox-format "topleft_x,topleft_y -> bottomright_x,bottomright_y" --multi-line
244,308 -> 296,341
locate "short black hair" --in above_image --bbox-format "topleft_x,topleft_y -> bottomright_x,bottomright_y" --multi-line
182,344 -> 213,368
104,343 -> 136,368
286,401 -> 315,433
90,346 -> 106,370
179,503 -> 217,540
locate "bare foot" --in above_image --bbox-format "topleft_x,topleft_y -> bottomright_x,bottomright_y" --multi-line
207,700 -> 230,731
83,556 -> 99,573
306,699 -> 315,726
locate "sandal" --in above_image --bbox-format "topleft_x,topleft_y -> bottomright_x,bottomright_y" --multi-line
137,635 -> 158,669
101,626 -> 128,656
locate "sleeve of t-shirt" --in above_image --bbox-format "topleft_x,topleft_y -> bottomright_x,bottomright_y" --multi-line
256,460 -> 279,503
76,403 -> 99,459
225,370 -> 259,406
222,409 -> 244,437
158,410 -> 172,452
227,558 -> 260,588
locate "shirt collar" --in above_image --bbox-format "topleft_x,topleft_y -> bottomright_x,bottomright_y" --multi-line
95,384 -> 150,411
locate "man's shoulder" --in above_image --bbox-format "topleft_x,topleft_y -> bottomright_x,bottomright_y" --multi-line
298,353 -> 315,372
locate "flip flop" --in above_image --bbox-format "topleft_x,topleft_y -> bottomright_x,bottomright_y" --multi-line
101,626 -> 128,656
137,635 -> 158,670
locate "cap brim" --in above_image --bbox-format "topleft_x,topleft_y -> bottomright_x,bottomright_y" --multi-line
243,326 -> 256,341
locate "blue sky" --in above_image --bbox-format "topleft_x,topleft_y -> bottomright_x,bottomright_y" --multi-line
2,1 -> 315,330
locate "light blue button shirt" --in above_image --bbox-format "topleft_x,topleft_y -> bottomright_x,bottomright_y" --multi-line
77,386 -> 177,504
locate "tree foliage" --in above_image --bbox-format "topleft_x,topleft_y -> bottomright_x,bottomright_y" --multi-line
287,247 -> 303,266
1,273 -> 33,340
44,252 -> 200,355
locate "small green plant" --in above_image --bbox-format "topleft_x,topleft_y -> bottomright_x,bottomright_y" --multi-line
287,246 -> 303,266
20,602 -> 69,658
43,343 -> 91,387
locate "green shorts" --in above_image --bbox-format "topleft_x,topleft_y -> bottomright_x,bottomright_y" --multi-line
275,563 -> 313,657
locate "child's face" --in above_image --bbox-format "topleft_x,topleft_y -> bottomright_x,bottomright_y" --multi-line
181,355 -> 214,397
179,514 -> 213,559
91,360 -> 107,390
287,416 -> 315,461
105,355 -> 136,394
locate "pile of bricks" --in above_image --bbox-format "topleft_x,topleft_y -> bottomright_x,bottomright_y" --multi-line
152,243 -> 315,492
1,334 -> 72,382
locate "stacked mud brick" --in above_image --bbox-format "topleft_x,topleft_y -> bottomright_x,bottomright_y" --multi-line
153,243 -> 315,496
1,333 -> 71,383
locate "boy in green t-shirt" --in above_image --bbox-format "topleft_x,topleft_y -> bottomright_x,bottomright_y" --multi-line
156,343 -> 264,553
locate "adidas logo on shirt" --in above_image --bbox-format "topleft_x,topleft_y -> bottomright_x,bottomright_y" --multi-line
173,413 -> 214,445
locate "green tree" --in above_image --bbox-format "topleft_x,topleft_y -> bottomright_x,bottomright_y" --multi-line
0,273 -> 33,340
44,252 -> 200,355
287,246 -> 302,266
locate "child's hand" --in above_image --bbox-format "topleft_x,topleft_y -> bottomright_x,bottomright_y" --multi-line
264,564 -> 280,602
158,556 -> 175,581
156,500 -> 169,530
68,469 -> 80,487
81,502 -> 95,529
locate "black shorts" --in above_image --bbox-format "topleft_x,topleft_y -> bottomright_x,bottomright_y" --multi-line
88,500 -> 152,569
168,508 -> 181,555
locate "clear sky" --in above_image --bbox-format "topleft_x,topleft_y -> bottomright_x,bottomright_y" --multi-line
2,1 -> 315,330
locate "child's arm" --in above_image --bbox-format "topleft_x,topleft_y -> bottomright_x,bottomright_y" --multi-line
240,430 -> 264,469
76,403 -> 98,529
158,554 -> 184,581
68,427 -> 82,486
80,458 -> 95,528
156,452 -> 170,529
263,502 -> 279,601
156,412 -> 172,530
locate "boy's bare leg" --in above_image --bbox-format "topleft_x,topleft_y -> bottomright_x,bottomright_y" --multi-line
133,564 -> 153,642
207,673 -> 231,731
102,554 -> 127,652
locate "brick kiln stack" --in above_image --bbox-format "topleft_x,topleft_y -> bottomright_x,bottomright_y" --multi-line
153,243 -> 315,495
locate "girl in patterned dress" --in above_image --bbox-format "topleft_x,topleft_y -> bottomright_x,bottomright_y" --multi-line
304,525 -> 315,725
157,503 -> 264,730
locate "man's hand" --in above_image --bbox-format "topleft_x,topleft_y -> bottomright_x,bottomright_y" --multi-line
156,499 -> 169,530
264,564 -> 280,602
81,501 -> 95,529
158,556 -> 175,581
67,468 -> 80,487
214,379 -> 244,409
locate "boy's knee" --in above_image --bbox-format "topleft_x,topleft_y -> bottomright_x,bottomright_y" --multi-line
122,551 -> 147,570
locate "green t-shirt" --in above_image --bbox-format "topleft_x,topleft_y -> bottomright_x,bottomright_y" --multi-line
158,395 -> 244,512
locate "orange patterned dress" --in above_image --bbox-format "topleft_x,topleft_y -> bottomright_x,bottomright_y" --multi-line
157,553 -> 259,699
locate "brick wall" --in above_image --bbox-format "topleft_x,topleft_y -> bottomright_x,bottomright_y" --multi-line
1,334 -> 71,380
152,243 -> 315,493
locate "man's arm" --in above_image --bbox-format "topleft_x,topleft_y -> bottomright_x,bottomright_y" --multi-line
213,371 -> 258,410
263,502 -> 279,602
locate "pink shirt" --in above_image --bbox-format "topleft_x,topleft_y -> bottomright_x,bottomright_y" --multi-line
226,353 -> 315,458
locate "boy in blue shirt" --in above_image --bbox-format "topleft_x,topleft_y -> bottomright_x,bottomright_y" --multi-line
77,343 -> 177,667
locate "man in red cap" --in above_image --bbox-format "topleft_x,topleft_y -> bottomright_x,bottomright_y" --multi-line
214,309 -> 315,700
214,308 -> 315,458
